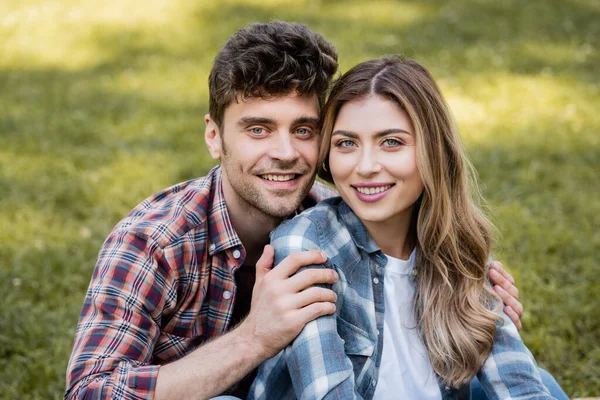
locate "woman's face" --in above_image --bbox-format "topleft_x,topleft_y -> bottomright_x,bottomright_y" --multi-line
329,95 -> 424,228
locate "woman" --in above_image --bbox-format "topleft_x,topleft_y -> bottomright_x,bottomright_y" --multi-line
248,56 -> 554,399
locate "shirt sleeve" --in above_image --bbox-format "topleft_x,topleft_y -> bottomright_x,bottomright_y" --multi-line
65,230 -> 174,399
477,311 -> 556,400
248,216 -> 362,400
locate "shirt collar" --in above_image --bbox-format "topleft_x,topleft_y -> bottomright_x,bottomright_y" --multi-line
338,200 -> 382,255
207,165 -> 242,255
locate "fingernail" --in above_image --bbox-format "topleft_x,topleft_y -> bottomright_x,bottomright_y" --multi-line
490,269 -> 498,278
320,251 -> 327,260
495,285 -> 505,294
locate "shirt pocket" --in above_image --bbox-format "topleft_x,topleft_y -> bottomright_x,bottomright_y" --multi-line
337,317 -> 375,357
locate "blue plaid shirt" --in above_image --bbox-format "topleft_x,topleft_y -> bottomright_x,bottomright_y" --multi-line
248,197 -> 554,400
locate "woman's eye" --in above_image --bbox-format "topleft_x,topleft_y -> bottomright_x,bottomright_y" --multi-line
335,139 -> 357,148
382,138 -> 402,147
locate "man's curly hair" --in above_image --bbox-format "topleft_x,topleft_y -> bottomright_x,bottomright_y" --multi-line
208,21 -> 338,129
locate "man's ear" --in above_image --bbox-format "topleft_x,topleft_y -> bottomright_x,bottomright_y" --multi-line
204,114 -> 222,160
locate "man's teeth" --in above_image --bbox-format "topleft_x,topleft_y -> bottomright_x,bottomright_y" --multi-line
355,185 -> 392,195
261,174 -> 296,182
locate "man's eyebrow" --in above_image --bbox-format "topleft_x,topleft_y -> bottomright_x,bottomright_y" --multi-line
293,116 -> 321,126
238,117 -> 275,126
332,128 -> 412,138
237,116 -> 320,127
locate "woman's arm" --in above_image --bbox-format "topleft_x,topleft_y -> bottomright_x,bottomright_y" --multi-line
477,311 -> 556,400
249,216 -> 362,400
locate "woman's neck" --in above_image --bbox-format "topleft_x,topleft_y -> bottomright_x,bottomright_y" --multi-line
362,209 -> 415,260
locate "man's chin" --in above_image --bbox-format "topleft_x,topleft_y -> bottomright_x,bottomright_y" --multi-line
260,197 -> 304,219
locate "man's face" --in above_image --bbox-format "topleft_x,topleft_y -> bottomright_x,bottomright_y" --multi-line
205,93 -> 321,219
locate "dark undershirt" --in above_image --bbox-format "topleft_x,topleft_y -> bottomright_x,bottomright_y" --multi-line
227,263 -> 257,399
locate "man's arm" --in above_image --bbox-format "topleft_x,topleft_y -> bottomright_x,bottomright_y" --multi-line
488,261 -> 524,330
66,233 -> 337,400
155,247 -> 338,400
65,231 -> 168,399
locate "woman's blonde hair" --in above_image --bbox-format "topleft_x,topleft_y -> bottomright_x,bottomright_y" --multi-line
319,56 -> 502,387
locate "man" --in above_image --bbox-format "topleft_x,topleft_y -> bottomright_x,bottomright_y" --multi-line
65,21 -> 528,399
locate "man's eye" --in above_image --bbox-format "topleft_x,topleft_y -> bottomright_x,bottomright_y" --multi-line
296,127 -> 312,136
250,127 -> 265,135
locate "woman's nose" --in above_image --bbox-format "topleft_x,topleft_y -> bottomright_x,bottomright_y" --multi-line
355,149 -> 382,177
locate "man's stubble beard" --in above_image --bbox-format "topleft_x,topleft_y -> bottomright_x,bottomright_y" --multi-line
220,156 -> 316,220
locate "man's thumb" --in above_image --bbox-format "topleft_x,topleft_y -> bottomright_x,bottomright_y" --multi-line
255,245 -> 275,282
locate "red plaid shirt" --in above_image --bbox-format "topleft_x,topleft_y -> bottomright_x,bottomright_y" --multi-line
65,165 -> 336,399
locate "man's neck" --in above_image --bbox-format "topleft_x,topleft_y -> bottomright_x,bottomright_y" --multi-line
221,181 -> 282,266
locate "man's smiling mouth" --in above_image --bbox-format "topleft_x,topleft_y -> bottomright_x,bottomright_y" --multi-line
260,174 -> 297,182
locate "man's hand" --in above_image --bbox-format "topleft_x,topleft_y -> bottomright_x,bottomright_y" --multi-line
238,245 -> 338,359
488,260 -> 524,330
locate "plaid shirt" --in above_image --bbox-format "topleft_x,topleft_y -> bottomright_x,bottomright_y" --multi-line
249,197 -> 554,400
65,165 -> 336,399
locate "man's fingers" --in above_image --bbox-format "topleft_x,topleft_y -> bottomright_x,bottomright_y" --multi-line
297,302 -> 336,324
255,245 -> 275,283
294,287 -> 337,308
494,285 -> 523,318
287,267 -> 338,292
270,250 -> 328,279
489,268 -> 519,300
490,261 -> 515,285
503,305 -> 522,331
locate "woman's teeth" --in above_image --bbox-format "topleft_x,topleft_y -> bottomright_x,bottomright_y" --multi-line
262,174 -> 295,182
355,185 -> 392,195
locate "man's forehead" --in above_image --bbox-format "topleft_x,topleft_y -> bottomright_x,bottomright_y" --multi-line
224,92 -> 320,121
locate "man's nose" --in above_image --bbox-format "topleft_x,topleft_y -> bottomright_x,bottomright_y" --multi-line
355,148 -> 382,177
269,132 -> 300,162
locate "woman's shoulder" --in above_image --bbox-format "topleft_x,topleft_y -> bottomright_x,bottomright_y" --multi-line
270,196 -> 349,251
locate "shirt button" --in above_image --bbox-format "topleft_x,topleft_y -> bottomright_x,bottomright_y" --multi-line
445,386 -> 450,391
376,329 -> 380,335
371,379 -> 377,387
233,249 -> 241,259
209,244 -> 216,251
373,277 -> 379,284
340,338 -> 345,345
222,291 -> 232,300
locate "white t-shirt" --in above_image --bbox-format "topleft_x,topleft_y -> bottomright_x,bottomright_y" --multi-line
373,251 -> 442,400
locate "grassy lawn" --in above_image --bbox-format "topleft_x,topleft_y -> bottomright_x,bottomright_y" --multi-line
1,0 -> 598,398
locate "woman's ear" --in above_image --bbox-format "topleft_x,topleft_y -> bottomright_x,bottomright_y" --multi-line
204,114 -> 222,160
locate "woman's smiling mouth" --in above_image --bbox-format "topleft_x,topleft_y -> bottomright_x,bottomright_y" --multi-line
352,183 -> 395,202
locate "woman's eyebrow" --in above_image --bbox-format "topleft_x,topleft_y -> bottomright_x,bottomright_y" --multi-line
332,130 -> 359,138
374,129 -> 412,138
332,128 -> 412,138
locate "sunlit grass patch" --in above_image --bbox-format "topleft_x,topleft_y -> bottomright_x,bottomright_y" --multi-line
0,0 -> 598,397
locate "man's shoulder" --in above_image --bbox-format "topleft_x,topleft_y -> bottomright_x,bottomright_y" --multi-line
113,167 -> 220,248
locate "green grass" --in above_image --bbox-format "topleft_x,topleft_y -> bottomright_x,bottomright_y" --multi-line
1,0 -> 598,398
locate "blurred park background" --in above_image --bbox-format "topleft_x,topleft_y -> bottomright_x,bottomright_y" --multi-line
0,0 -> 598,398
